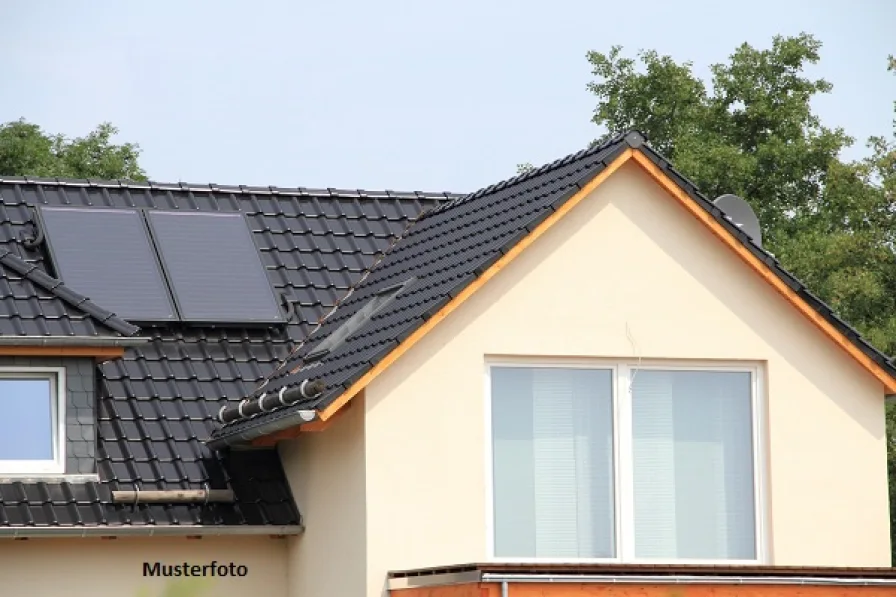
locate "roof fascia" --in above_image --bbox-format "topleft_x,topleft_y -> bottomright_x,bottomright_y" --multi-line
628,150 -> 896,395
0,336 -> 149,363
223,143 -> 896,447
312,147 -> 637,423
0,345 -> 128,362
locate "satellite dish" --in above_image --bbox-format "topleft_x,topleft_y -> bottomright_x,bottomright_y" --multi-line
713,194 -> 762,247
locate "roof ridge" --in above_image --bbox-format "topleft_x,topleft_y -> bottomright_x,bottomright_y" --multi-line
209,128 -> 896,446
0,249 -> 140,337
210,133 -> 637,439
0,176 -> 463,201
426,130 -> 632,217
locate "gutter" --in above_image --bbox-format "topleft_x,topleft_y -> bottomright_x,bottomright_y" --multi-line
217,380 -> 325,425
206,378 -> 326,450
0,336 -> 152,347
0,524 -> 304,539
205,408 -> 317,450
388,571 -> 896,591
481,573 -> 896,587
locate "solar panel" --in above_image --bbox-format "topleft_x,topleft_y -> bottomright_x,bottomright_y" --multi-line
39,207 -> 177,322
146,211 -> 283,324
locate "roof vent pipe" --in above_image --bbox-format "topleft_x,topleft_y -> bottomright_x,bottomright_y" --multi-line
111,489 -> 235,504
218,379 -> 326,424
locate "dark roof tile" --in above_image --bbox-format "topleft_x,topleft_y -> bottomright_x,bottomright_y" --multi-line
0,248 -> 139,337
0,177 -> 453,528
212,132 -> 896,445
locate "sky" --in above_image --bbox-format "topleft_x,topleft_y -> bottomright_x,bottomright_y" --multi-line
2,1 -> 894,193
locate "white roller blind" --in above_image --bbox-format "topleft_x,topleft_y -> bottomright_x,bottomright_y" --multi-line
492,367 -> 615,558
630,369 -> 756,560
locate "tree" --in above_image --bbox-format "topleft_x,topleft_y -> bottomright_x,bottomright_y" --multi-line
587,33 -> 853,248
136,579 -> 211,597
0,119 -> 147,180
587,36 -> 896,560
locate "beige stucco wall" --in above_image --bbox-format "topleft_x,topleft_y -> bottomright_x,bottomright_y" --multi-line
0,536 -> 286,597
361,160 -> 889,595
280,393 -> 367,597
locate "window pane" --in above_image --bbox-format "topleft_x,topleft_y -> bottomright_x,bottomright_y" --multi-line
492,367 -> 615,558
0,379 -> 54,460
631,369 -> 755,560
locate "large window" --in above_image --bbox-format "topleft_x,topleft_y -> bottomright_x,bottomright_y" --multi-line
489,363 -> 761,563
0,369 -> 65,474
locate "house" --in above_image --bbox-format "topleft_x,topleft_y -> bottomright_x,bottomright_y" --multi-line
0,131 -> 894,597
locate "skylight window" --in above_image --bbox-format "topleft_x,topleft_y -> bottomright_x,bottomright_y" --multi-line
0,369 -> 65,475
305,278 -> 415,362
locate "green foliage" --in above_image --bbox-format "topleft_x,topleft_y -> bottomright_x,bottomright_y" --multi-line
135,579 -> 213,597
0,119 -> 147,180
588,36 -> 896,561
588,33 -> 853,247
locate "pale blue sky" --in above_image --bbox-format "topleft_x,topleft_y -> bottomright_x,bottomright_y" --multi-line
2,1 -> 893,192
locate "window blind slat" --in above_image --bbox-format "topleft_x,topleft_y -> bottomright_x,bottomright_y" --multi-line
631,370 -> 755,560
492,365 -> 756,562
492,367 -> 614,558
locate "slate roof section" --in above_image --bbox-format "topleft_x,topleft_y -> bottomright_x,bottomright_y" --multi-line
211,130 -> 896,446
0,177 -> 451,529
0,247 -> 140,337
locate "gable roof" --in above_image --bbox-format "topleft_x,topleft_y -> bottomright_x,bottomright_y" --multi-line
0,176 -> 452,532
0,247 -> 140,339
209,131 -> 896,448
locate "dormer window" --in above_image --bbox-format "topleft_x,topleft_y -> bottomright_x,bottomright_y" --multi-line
0,368 -> 65,475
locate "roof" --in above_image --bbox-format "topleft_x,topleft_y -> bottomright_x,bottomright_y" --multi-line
0,176 -> 453,530
0,247 -> 139,338
210,131 -> 896,447
3,130 -> 895,528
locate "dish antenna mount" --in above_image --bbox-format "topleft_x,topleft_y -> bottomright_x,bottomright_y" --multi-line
713,194 -> 762,247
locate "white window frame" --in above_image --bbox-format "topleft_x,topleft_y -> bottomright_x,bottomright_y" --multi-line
484,357 -> 767,565
0,367 -> 66,475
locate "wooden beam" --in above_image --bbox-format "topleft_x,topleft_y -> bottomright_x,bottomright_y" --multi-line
302,400 -> 352,431
317,149 -> 636,422
629,151 -> 896,394
251,428 -> 300,447
0,345 -> 125,361
251,427 -> 301,447
250,400 -> 354,446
